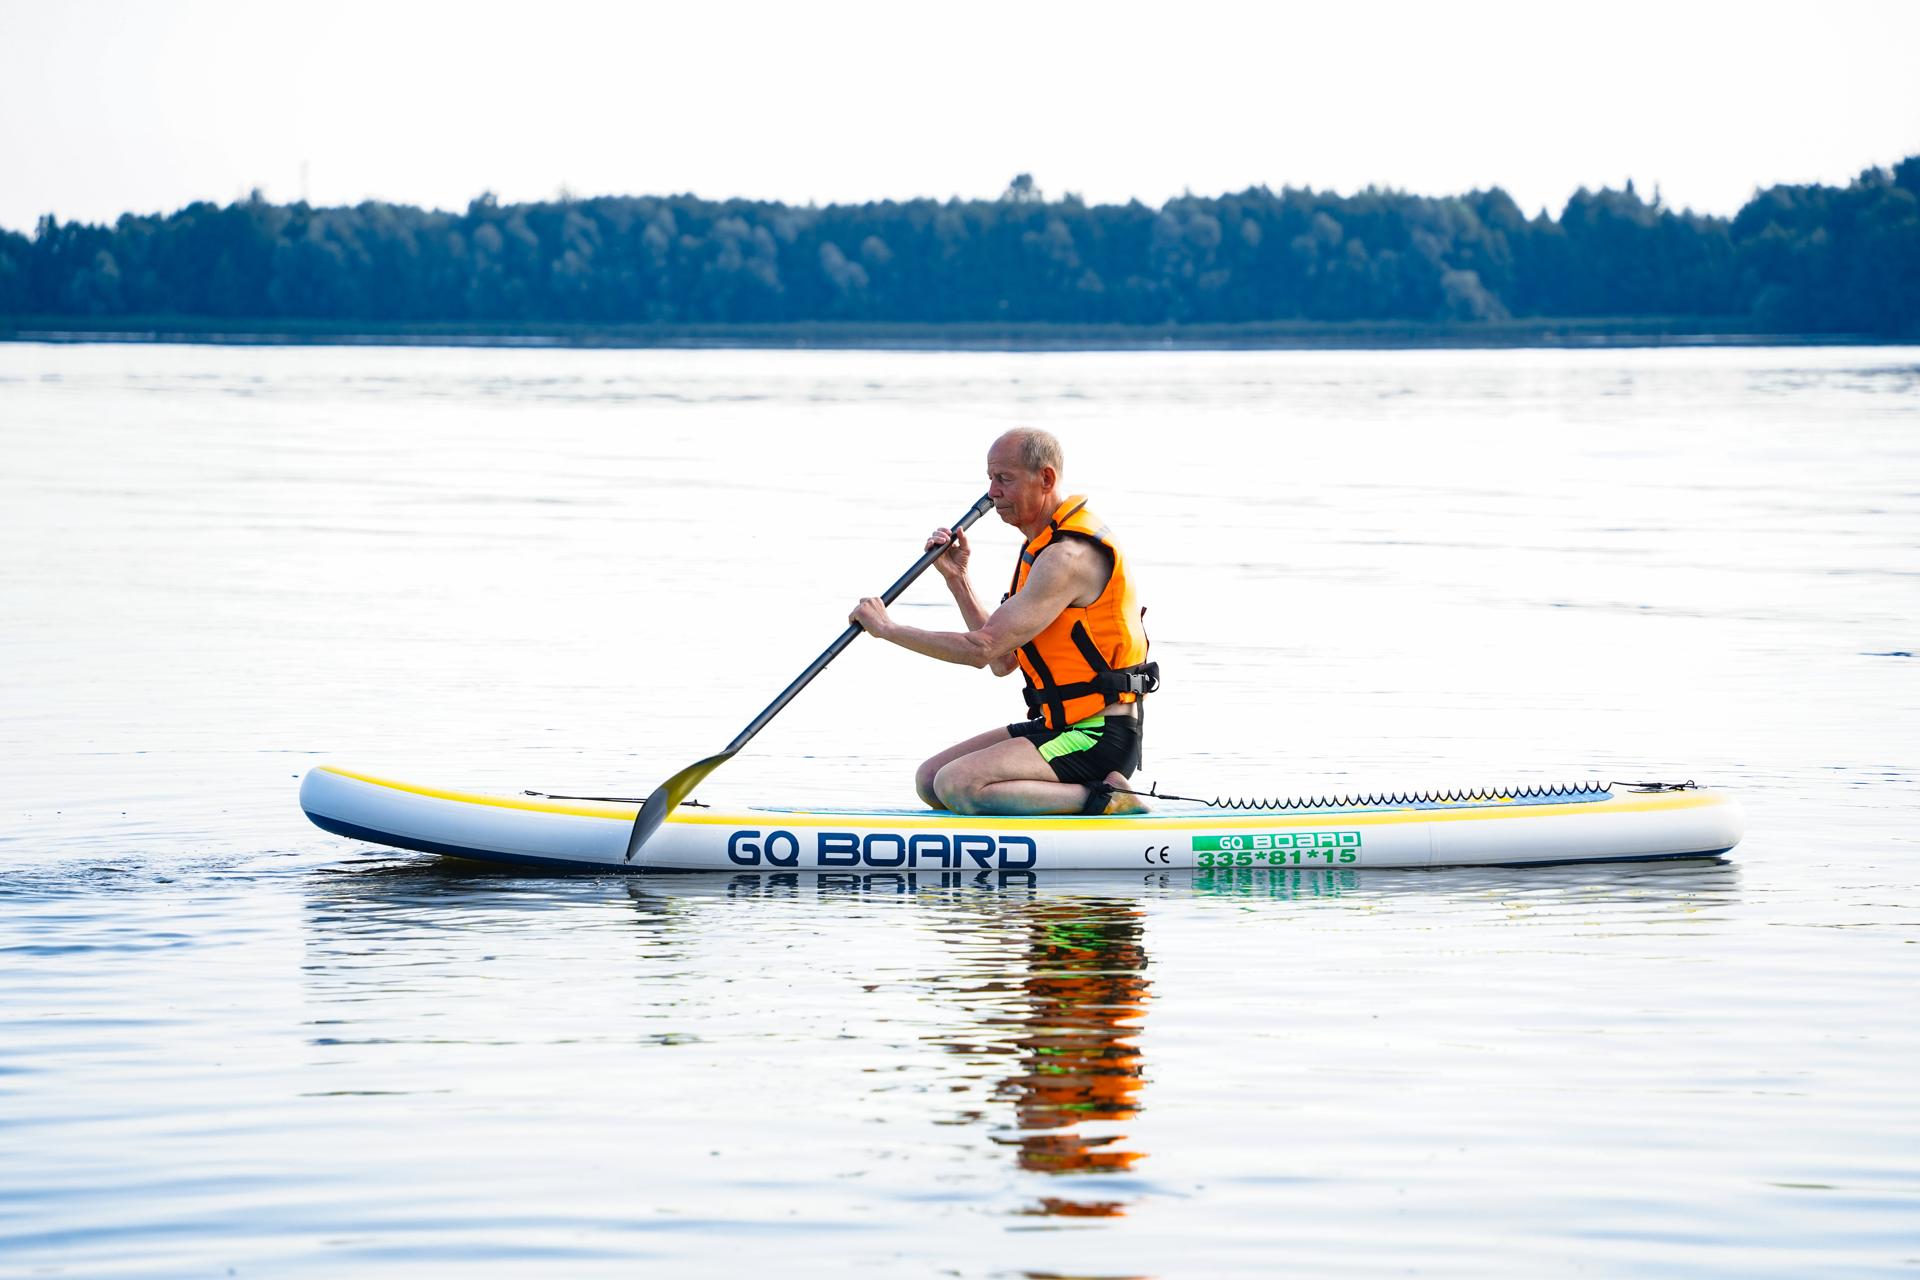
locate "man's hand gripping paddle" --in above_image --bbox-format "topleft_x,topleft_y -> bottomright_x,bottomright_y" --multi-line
624,494 -> 996,861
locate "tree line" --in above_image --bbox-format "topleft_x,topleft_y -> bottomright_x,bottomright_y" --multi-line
3,159 -> 1915,335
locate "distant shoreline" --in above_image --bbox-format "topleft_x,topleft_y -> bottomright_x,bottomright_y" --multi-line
0,316 -> 1899,352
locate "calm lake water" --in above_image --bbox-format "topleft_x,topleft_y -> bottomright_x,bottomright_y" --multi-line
2,342 -> 1916,1277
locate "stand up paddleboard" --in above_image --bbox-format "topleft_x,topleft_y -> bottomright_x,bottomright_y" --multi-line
299,766 -> 1742,874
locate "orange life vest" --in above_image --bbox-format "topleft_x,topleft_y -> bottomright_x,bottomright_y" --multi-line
1006,496 -> 1157,730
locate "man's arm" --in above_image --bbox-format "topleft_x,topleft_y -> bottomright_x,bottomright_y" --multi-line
852,540 -> 1097,670
919,525 -> 1018,676
942,573 -> 1018,676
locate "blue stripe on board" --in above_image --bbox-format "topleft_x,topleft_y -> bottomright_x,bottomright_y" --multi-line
303,810 -> 641,874
1499,847 -> 1734,868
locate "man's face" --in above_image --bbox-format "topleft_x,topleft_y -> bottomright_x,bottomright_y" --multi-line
986,441 -> 1051,527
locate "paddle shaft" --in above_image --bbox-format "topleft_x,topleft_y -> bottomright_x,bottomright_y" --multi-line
624,493 -> 995,859
719,493 -> 995,755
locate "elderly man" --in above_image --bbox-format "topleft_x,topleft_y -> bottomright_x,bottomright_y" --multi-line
849,429 -> 1158,816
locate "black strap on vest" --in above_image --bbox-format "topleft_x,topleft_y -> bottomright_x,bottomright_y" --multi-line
1020,658 -> 1161,721
1017,640 -> 1071,732
1023,618 -> 1160,715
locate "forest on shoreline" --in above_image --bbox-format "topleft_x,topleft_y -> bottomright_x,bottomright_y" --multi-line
4,159 -> 1916,339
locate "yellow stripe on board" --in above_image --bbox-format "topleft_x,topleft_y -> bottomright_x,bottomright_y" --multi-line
317,767 -> 639,820
314,766 -> 1726,831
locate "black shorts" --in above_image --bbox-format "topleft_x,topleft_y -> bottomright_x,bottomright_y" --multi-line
1008,713 -> 1142,786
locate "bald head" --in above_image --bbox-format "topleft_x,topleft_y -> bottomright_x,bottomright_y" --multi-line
993,428 -> 1063,479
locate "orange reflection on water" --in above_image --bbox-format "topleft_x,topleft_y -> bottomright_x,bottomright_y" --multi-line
1016,1195 -> 1130,1219
937,898 -> 1150,1216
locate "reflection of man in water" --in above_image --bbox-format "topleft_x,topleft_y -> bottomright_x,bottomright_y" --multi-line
1003,906 -> 1149,1181
936,896 -> 1150,1218
849,428 -> 1158,816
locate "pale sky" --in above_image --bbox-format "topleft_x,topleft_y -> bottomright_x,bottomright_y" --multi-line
3,0 -> 1917,235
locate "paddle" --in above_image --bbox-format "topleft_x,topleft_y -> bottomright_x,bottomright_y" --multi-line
625,493 -> 997,860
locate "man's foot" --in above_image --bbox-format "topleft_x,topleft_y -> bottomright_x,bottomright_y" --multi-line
1092,772 -> 1148,815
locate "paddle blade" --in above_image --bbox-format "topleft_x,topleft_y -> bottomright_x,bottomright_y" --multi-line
624,752 -> 732,861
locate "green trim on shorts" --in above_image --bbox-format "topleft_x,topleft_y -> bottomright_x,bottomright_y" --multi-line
1036,714 -> 1107,763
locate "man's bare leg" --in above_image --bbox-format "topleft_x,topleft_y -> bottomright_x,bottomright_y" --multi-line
932,737 -> 1144,816
914,727 -> 1016,809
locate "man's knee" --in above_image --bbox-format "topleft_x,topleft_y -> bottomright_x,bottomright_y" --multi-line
932,762 -> 983,815
914,756 -> 946,808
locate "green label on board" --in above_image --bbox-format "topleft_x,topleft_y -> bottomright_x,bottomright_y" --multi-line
1193,830 -> 1362,867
